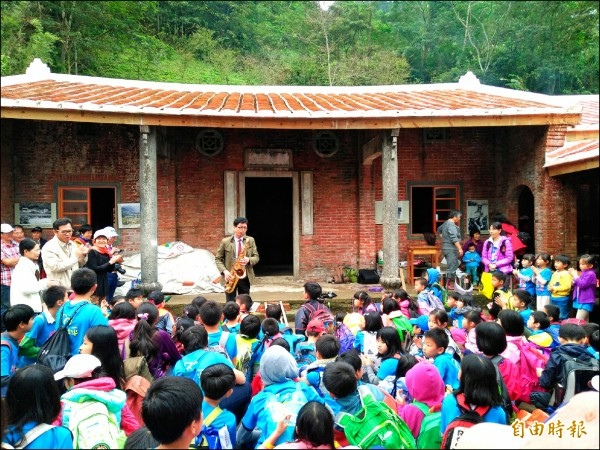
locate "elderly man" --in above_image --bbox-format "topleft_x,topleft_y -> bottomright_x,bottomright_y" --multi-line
42,218 -> 89,289
1,224 -> 20,331
437,209 -> 463,290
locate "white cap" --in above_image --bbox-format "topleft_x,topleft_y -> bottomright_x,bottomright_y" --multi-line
1,224 -> 14,233
54,354 -> 101,381
104,227 -> 118,238
93,229 -> 109,240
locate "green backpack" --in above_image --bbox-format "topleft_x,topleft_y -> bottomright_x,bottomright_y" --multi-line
431,282 -> 448,307
412,401 -> 442,449
336,385 -> 416,449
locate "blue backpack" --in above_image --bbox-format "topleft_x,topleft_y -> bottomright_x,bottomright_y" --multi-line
295,342 -> 317,374
192,407 -> 228,449
263,383 -> 308,446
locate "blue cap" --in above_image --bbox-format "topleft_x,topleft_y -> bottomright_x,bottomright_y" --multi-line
409,315 -> 429,332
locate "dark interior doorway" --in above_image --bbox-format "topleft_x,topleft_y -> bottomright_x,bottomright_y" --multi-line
90,188 -> 116,232
245,177 -> 293,276
518,187 -> 535,254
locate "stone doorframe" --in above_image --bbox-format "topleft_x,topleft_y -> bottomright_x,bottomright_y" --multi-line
237,171 -> 300,278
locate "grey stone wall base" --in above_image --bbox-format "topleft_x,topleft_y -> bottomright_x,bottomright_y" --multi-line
379,277 -> 403,290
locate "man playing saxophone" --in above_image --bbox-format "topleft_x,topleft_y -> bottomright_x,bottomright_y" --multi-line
215,217 -> 260,302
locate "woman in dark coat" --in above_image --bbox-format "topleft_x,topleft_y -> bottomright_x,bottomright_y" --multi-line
84,229 -> 122,304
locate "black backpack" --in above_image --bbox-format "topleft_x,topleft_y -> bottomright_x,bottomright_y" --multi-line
37,302 -> 86,373
441,393 -> 490,449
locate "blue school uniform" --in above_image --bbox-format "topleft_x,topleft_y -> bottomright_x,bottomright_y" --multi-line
1,332 -> 19,397
3,422 -> 73,449
207,329 -> 238,362
433,352 -> 460,390
440,394 -> 507,434
55,301 -> 108,356
377,357 -> 400,380
518,308 -> 533,327
535,268 -> 552,296
19,311 -> 57,367
516,266 -> 536,296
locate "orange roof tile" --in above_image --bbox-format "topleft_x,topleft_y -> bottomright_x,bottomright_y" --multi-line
0,60 -> 584,129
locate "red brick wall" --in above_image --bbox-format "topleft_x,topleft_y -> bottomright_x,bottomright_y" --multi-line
4,119 -> 577,278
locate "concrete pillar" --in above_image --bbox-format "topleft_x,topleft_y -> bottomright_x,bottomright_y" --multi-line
380,130 -> 402,289
138,126 -> 162,295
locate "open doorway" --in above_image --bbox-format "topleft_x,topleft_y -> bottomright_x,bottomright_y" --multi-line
518,187 -> 535,255
244,177 -> 293,276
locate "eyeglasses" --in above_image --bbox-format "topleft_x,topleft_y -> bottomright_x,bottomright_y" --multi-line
236,225 -> 248,229
57,229 -> 73,235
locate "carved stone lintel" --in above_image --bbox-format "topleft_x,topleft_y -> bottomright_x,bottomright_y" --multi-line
379,277 -> 403,290
136,281 -> 163,297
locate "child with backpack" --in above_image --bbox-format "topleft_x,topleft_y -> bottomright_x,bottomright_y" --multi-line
294,319 -> 324,374
526,310 -> 556,352
423,268 -> 445,305
398,361 -> 445,447
196,363 -> 237,449
407,314 -> 429,357
237,346 -> 324,449
1,304 -> 34,396
414,277 -> 444,316
258,401 -> 337,449
569,254 -> 598,322
300,335 -> 340,406
294,282 -> 333,337
333,312 -> 355,355
235,314 -> 262,382
440,354 -> 507,448
353,290 -> 379,315
428,309 -> 462,360
18,285 -> 67,367
107,302 -> 137,359
3,364 -> 73,449
54,354 -> 136,447
323,361 -> 416,450
199,301 -> 238,365
129,302 -> 181,379
474,322 -> 521,423
449,294 -> 475,329
422,328 -> 460,391
393,288 -> 420,319
530,323 -> 597,411
222,301 -> 241,334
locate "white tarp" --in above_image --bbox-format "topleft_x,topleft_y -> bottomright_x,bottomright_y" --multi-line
115,241 -> 224,295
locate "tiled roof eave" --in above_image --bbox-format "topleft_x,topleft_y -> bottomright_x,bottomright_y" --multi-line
0,98 -> 580,124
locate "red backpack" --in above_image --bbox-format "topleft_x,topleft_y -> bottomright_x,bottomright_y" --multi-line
304,302 -> 335,331
441,393 -> 490,449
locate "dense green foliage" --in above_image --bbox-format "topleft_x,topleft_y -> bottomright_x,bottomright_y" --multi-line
1,1 -> 598,93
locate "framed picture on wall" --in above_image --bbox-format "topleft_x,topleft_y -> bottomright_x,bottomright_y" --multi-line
466,200 -> 489,234
14,202 -> 56,228
117,203 -> 141,229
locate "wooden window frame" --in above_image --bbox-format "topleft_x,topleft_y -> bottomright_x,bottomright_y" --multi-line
408,183 -> 461,237
58,187 -> 91,228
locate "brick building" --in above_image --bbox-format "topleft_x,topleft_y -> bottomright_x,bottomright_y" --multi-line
1,59 -> 598,283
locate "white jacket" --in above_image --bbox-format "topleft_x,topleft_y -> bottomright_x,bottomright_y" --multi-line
10,256 -> 49,312
42,236 -> 86,289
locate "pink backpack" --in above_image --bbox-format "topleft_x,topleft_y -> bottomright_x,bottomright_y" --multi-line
517,341 -> 549,403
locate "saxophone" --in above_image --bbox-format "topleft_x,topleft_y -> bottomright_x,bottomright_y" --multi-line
224,240 -> 249,294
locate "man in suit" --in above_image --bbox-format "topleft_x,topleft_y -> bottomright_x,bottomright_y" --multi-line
215,217 -> 260,302
30,226 -> 47,278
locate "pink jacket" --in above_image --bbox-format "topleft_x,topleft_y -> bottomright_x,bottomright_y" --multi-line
109,317 -> 136,358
